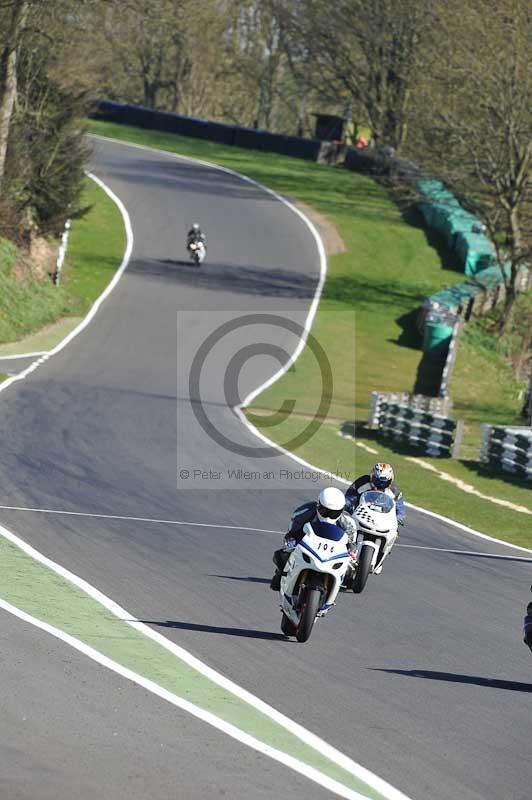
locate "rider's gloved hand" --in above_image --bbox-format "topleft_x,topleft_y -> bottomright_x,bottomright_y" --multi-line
283,535 -> 297,550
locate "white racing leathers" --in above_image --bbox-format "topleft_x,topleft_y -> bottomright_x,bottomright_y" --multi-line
278,519 -> 350,643
188,240 -> 206,265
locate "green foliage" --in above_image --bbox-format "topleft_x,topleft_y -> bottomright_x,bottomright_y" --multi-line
0,178 -> 124,346
4,43 -> 89,235
0,238 -> 66,342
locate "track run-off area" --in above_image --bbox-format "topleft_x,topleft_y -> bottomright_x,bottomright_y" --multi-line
0,136 -> 530,800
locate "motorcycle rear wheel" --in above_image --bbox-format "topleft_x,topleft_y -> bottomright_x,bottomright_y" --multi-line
296,587 -> 321,642
352,546 -> 373,593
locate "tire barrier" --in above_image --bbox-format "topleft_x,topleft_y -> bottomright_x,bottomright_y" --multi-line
480,425 -> 532,480
91,100 -> 322,161
371,394 -> 462,458
368,391 -> 452,429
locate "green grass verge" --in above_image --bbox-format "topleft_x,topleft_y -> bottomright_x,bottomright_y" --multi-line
88,120 -> 531,545
0,530 -> 389,800
0,177 -> 124,350
0,238 -> 66,343
61,177 -> 125,316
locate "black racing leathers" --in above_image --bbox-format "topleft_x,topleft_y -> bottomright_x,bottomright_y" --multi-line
345,475 -> 405,522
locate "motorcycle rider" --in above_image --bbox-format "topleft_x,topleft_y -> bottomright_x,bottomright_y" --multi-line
524,586 -> 532,654
345,462 -> 406,525
270,487 -> 355,591
187,223 -> 206,252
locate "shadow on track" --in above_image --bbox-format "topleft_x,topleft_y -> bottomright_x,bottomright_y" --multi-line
209,574 -> 271,584
371,668 -> 532,693
140,619 -> 288,641
127,258 -> 317,298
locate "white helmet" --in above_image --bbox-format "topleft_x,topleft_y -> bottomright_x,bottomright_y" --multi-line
317,487 -> 345,521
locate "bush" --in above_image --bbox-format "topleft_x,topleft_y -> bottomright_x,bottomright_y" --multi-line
4,43 -> 89,236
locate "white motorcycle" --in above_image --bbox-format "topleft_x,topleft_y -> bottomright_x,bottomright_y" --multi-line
344,490 -> 398,594
188,240 -> 206,266
278,520 -> 351,642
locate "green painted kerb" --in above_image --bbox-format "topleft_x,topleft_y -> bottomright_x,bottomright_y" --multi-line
0,532 -> 390,800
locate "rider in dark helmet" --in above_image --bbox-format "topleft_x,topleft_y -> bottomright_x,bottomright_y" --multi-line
345,462 -> 405,525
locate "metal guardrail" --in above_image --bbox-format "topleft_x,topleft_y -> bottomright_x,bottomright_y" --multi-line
480,425 -> 532,480
375,400 -> 463,458
439,318 -> 462,398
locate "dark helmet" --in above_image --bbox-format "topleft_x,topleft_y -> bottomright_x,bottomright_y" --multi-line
370,462 -> 394,491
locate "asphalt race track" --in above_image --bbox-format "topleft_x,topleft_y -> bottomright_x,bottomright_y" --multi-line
0,136 -> 530,800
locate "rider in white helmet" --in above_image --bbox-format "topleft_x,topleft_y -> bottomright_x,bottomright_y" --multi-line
187,222 -> 206,249
270,487 -> 355,590
345,462 -> 405,524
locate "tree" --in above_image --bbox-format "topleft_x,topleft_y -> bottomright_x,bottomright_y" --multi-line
281,0 -> 436,150
0,1 -> 91,237
409,0 -> 532,330
0,0 -> 29,189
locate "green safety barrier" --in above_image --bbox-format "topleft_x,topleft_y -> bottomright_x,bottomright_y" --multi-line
422,315 -> 455,353
428,262 -> 518,312
454,231 -> 495,276
416,179 -> 495,277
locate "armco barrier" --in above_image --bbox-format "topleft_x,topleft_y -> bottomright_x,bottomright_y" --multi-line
439,318 -> 462,398
480,425 -> 532,480
377,401 -> 463,458
91,100 -> 321,160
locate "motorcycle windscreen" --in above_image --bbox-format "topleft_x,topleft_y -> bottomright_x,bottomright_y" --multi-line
306,520 -> 345,541
361,491 -> 394,513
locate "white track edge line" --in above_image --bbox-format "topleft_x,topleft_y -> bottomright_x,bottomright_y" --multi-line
0,351 -> 49,360
0,172 -> 133,396
396,543 -> 532,560
89,132 -> 531,556
0,505 -> 528,561
0,521 -> 412,800
0,597 -> 377,800
0,505 -> 282,534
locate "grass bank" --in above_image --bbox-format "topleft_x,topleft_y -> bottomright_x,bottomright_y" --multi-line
0,177 -> 124,355
88,120 -> 531,545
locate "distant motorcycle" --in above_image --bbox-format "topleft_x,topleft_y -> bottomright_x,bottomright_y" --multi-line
278,520 -> 350,642
343,490 -> 398,594
188,240 -> 206,266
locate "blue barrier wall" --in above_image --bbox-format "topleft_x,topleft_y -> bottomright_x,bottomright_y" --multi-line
91,100 -> 321,161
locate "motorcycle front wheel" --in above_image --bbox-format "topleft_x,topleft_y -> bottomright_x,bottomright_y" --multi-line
296,587 -> 322,642
280,613 -> 297,637
352,546 -> 373,593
